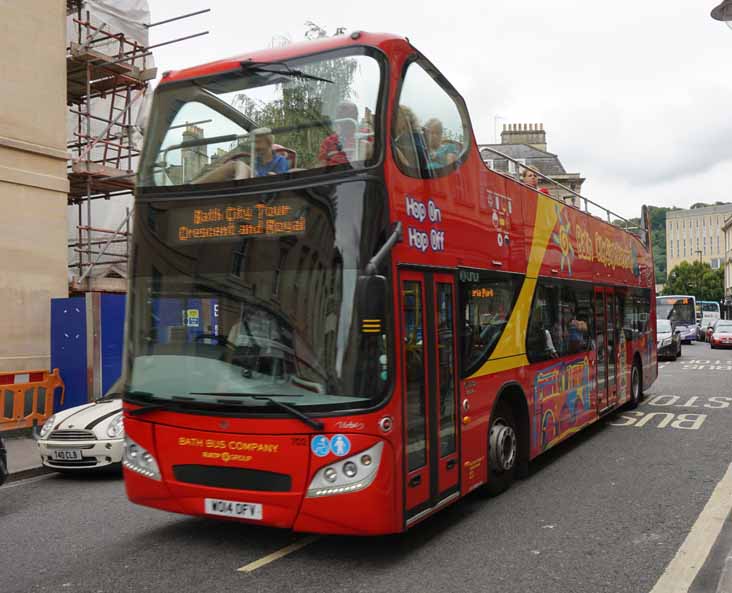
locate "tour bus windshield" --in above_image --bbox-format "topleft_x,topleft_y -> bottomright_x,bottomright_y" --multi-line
125,180 -> 392,413
138,48 -> 383,187
657,296 -> 695,325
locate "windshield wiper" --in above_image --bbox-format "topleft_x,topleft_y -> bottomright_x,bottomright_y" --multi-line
190,392 -> 324,430
240,60 -> 334,84
124,391 -> 183,417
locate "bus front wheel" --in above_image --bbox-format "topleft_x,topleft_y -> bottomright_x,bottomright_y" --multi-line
483,400 -> 517,497
628,362 -> 642,409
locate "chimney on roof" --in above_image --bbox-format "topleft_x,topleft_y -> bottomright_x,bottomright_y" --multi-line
501,123 -> 547,151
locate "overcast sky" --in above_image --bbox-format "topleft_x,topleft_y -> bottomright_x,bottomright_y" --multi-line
147,0 -> 732,219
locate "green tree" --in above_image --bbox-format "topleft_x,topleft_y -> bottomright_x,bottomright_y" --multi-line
663,261 -> 724,301
231,22 -> 354,168
614,205 -> 678,283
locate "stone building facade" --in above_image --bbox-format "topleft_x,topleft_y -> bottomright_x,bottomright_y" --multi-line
479,124 -> 586,207
665,204 -> 732,273
0,2 -> 69,371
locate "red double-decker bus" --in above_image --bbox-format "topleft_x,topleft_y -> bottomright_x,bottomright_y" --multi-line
122,31 -> 657,534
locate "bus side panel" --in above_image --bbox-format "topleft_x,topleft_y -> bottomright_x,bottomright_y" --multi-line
528,353 -> 597,458
460,366 -> 534,493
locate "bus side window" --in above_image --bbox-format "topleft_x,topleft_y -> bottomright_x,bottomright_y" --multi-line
392,59 -> 470,179
459,271 -> 522,376
527,283 -> 559,362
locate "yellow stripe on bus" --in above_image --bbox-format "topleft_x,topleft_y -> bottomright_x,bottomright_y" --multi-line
468,195 -> 559,380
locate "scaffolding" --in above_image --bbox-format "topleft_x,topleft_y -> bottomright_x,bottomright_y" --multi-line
66,2 -> 209,293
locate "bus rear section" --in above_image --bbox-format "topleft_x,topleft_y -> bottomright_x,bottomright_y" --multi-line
700,300 -> 721,337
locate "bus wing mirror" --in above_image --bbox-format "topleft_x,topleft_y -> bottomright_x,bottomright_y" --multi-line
357,275 -> 387,334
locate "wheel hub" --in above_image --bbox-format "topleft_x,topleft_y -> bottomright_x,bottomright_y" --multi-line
489,420 -> 517,472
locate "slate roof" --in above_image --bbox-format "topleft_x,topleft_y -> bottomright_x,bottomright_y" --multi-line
479,143 -> 568,176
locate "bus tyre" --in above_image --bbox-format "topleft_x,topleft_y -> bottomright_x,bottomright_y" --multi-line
483,400 -> 517,497
628,362 -> 642,409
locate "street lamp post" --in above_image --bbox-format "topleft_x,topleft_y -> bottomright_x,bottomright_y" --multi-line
712,0 -> 732,29
696,249 -> 703,300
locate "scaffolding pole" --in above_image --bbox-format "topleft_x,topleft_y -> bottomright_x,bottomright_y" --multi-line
67,5 -> 209,292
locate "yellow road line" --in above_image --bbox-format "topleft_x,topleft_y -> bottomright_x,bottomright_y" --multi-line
237,535 -> 320,573
649,462 -> 732,593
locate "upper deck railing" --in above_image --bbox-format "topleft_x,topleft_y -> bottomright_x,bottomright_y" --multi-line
478,145 -> 646,243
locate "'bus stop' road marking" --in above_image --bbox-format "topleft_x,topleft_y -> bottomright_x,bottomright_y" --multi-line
650,463 -> 732,593
237,535 -> 321,573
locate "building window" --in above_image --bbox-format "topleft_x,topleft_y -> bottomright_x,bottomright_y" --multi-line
676,240 -> 679,256
683,239 -> 686,256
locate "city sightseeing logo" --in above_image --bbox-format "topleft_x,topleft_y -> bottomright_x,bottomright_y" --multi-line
551,205 -> 575,275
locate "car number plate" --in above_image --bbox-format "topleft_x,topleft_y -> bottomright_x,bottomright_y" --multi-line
204,498 -> 263,520
51,449 -> 83,461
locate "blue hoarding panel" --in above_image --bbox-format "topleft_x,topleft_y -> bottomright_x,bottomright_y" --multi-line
50,297 -> 87,411
100,294 -> 125,394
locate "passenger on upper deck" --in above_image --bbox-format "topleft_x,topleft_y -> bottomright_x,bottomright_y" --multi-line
423,118 -> 459,168
520,165 -> 550,195
393,106 -> 428,170
253,132 -> 290,176
192,129 -> 289,183
319,101 -> 373,166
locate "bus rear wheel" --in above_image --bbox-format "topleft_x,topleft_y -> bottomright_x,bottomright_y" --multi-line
483,400 -> 517,497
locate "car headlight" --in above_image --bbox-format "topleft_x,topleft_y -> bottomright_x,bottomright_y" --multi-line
123,435 -> 161,480
306,441 -> 384,498
39,415 -> 56,439
661,337 -> 672,346
106,413 -> 124,439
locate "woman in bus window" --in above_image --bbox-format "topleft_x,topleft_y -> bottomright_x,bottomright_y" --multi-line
423,118 -> 458,168
393,105 -> 428,169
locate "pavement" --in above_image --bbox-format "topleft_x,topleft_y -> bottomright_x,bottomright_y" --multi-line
2,430 -> 43,478
2,341 -> 732,593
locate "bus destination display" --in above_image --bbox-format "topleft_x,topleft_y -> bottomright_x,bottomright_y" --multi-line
172,201 -> 306,243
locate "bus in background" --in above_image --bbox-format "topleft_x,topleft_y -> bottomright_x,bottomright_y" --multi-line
699,301 -> 721,340
121,32 -> 657,535
657,295 -> 697,343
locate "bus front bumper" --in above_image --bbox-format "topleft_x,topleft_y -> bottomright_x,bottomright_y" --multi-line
122,420 -> 400,535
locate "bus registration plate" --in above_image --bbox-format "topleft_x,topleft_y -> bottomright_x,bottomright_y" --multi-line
204,498 -> 263,520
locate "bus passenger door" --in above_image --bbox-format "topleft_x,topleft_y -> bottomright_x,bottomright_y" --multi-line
594,288 -> 608,411
399,270 -> 460,522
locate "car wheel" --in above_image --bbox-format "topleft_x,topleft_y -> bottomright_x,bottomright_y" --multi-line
482,400 -> 518,497
628,362 -> 642,409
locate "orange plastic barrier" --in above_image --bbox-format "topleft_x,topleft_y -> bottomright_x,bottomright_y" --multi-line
0,369 -> 65,431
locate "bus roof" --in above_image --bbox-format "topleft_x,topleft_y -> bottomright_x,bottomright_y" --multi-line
160,31 -> 407,85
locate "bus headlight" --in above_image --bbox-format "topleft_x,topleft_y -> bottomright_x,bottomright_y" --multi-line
123,435 -> 161,481
306,441 -> 384,498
